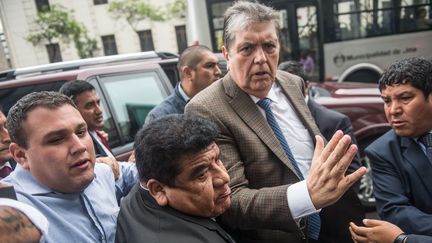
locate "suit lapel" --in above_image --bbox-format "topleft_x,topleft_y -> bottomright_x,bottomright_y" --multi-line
141,188 -> 234,243
276,71 -> 322,143
9,159 -> 17,170
222,73 -> 299,176
90,132 -> 108,157
401,137 -> 432,195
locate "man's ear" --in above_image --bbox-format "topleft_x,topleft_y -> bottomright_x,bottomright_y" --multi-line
427,93 -> 432,103
182,66 -> 193,81
9,143 -> 29,170
147,179 -> 168,206
222,46 -> 229,62
222,46 -> 230,71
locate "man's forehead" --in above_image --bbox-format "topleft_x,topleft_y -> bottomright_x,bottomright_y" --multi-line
381,83 -> 417,95
25,105 -> 83,125
234,24 -> 278,43
200,51 -> 218,62
179,143 -> 219,168
76,90 -> 99,101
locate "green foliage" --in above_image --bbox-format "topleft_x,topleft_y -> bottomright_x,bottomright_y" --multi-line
108,0 -> 166,30
26,5 -> 98,58
108,0 -> 186,30
73,30 -> 99,58
166,0 -> 187,18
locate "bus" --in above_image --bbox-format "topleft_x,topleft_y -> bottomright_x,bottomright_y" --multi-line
187,0 -> 432,82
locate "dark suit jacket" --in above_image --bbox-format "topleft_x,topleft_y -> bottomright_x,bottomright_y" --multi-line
145,82 -> 187,124
366,130 -> 432,235
115,184 -> 235,243
9,160 -> 17,170
307,99 -> 365,242
307,99 -> 361,176
406,234 -> 432,243
90,132 -> 108,157
186,71 -> 363,243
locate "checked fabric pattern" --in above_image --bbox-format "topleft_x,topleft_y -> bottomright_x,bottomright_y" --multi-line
257,98 -> 321,240
419,133 -> 432,159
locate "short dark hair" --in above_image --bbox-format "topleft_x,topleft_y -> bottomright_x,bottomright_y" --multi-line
134,114 -> 219,186
278,61 -> 307,81
177,45 -> 213,80
59,80 -> 95,104
7,91 -> 76,148
379,57 -> 432,98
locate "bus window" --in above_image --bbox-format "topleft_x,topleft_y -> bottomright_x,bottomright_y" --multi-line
211,2 -> 232,51
414,6 -> 431,29
400,5 -> 431,32
333,0 -> 395,40
279,9 -> 293,62
296,4 -> 319,81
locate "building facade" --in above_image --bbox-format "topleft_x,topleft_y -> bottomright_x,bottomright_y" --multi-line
0,0 -> 187,69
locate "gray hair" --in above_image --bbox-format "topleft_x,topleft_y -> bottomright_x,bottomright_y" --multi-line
223,1 -> 280,51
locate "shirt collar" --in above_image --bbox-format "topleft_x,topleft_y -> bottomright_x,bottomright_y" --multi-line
11,164 -> 96,195
178,83 -> 191,102
11,164 -> 54,195
249,81 -> 280,105
89,130 -> 97,137
0,161 -> 12,170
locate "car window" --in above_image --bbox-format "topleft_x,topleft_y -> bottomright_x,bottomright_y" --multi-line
0,81 -> 66,114
87,78 -> 120,148
99,71 -> 165,144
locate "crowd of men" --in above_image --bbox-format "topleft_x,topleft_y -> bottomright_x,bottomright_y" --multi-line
0,1 -> 431,243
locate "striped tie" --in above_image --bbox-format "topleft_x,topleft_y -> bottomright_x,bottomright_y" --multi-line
257,98 -> 321,240
419,133 -> 432,159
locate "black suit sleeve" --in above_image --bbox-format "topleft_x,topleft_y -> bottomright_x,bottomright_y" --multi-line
366,146 -> 432,235
0,185 -> 17,199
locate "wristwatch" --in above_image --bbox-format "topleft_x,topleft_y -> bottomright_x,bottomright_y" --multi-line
394,233 -> 407,243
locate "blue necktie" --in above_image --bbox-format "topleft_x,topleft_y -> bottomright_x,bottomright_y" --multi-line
419,133 -> 432,160
257,98 -> 321,240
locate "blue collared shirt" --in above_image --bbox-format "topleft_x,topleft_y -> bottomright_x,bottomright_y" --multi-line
177,82 -> 191,102
1,163 -> 126,243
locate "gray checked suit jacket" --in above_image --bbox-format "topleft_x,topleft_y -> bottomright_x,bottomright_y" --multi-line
185,70 -> 322,243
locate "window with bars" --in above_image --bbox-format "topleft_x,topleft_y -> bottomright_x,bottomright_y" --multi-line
175,25 -> 187,53
137,30 -> 155,51
101,35 -> 118,56
46,43 -> 62,63
93,0 -> 108,5
35,0 -> 50,12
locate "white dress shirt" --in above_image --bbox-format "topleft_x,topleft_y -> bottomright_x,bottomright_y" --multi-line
0,161 -> 12,170
251,82 -> 319,220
